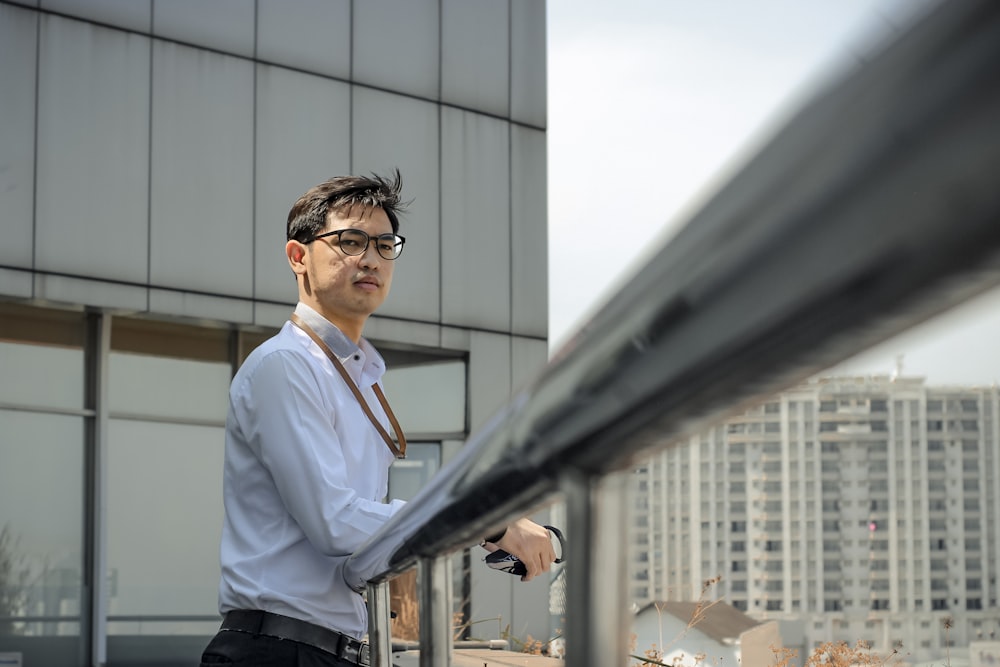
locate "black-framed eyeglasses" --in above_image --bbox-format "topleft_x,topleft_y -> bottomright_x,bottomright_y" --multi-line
307,228 -> 406,260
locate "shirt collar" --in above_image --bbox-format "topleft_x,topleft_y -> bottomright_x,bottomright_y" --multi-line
293,303 -> 386,379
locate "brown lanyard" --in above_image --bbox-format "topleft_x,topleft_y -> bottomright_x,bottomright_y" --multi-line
290,313 -> 407,459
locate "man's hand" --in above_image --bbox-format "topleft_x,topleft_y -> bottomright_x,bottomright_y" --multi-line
488,518 -> 558,581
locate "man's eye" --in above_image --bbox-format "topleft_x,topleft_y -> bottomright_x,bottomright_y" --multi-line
340,239 -> 361,248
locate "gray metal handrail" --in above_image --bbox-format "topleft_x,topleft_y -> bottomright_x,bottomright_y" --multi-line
346,0 -> 1000,664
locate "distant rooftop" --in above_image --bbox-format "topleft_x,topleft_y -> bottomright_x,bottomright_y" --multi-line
636,601 -> 761,645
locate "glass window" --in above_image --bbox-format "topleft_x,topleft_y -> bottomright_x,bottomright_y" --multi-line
383,360 -> 466,435
0,309 -> 87,664
389,443 -> 442,502
106,420 -> 224,636
0,341 -> 84,410
105,347 -> 229,661
0,411 -> 84,659
108,352 -> 229,422
385,441 -> 444,644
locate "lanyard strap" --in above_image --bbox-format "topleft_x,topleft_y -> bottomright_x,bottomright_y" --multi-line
290,313 -> 407,459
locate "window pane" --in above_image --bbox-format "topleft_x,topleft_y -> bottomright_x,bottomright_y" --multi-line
0,410 -> 84,662
385,443 -> 445,642
108,352 -> 229,422
389,442 -> 441,502
0,341 -> 83,410
383,361 -> 465,434
106,419 -> 224,639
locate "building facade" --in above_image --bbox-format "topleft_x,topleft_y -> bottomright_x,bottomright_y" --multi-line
0,1 -> 548,665
631,376 -> 1000,664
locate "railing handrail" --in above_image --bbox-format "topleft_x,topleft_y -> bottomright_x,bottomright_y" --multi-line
345,0 -> 1000,594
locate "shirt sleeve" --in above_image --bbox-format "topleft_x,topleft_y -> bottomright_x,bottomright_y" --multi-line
233,348 -> 405,557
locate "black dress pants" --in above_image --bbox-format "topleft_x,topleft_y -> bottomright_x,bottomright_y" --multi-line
200,629 -> 356,667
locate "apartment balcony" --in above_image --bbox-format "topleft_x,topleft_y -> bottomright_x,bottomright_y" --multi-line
835,405 -> 872,416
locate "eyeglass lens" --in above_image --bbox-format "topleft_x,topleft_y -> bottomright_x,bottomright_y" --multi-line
337,229 -> 403,260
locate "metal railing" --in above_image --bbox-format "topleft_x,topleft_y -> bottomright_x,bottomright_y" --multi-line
345,1 -> 1000,664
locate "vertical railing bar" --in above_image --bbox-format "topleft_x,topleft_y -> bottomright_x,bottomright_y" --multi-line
418,556 -> 454,667
367,580 -> 393,667
563,469 -> 631,667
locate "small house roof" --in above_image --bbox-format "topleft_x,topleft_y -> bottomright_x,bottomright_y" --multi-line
635,601 -> 761,645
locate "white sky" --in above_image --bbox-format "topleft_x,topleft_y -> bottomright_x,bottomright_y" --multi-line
545,0 -> 1000,386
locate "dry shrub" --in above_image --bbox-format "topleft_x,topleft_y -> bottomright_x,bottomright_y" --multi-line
803,640 -> 902,667
389,569 -> 419,641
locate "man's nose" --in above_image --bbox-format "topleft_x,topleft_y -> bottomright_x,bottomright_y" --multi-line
358,241 -> 381,267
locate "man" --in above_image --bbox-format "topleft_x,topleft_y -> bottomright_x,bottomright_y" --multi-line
200,171 -> 556,666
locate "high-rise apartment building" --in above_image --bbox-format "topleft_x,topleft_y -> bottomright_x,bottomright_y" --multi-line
631,375 -> 1000,664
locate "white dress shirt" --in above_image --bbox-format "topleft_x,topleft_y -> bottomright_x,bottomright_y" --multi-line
218,303 -> 405,638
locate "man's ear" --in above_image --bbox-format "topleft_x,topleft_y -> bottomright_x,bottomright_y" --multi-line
286,240 -> 307,275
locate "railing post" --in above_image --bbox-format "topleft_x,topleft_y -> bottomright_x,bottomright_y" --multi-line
562,468 -> 631,667
367,580 -> 393,667
418,555 -> 453,667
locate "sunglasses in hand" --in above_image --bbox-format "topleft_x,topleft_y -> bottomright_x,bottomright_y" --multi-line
484,525 -> 565,577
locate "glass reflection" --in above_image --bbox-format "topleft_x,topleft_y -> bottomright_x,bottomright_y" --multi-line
0,341 -> 84,411
0,410 -> 83,658
106,419 -> 224,638
106,349 -> 230,660
383,360 -> 466,434
108,352 -> 230,422
388,442 -> 441,502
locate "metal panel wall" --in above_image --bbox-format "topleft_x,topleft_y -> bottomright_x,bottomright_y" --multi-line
35,16 -> 150,282
0,4 -> 37,269
254,64 -> 351,303
152,0 -> 255,58
510,0 -> 547,128
511,125 -> 548,338
147,289 -> 253,323
257,0 -> 351,79
468,331 -> 512,433
0,0 -> 549,340
441,0 -> 509,117
512,336 -> 548,394
0,0 -> 552,659
353,0 -> 439,100
40,0 -> 150,32
148,41 -> 254,296
440,107 -> 511,331
352,87 -> 442,323
34,274 -> 147,311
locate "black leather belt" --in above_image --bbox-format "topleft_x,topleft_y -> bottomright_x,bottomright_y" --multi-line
221,610 -> 370,666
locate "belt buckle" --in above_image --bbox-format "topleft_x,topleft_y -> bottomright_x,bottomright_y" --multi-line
338,635 -> 369,666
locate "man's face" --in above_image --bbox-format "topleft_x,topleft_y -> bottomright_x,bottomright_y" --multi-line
300,205 -> 395,329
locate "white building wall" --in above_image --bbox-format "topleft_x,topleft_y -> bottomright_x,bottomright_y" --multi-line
629,377 -> 1000,665
0,0 -> 548,339
0,0 -> 549,662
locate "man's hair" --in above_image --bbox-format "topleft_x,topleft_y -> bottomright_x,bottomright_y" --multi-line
286,169 -> 406,242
